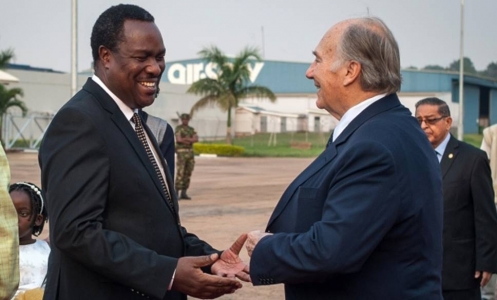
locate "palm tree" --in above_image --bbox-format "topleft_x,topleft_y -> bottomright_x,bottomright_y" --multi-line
187,46 -> 276,144
0,85 -> 27,144
0,48 -> 14,69
0,49 -> 27,145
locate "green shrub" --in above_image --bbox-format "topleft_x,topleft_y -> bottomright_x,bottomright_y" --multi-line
194,143 -> 244,157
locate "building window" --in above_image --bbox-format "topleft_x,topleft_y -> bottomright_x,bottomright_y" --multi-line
314,116 -> 321,132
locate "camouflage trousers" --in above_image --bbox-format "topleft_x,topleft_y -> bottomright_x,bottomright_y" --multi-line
175,149 -> 195,191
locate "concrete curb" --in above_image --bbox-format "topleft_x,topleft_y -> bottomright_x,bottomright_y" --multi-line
198,153 -> 218,158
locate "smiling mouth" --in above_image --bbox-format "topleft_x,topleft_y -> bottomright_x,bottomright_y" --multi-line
139,81 -> 156,88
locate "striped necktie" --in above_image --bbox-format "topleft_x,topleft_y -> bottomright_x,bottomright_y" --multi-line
132,113 -> 178,222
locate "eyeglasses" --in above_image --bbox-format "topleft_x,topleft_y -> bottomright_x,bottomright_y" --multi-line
416,116 -> 447,125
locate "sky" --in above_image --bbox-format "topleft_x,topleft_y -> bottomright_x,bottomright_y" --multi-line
1,0 -> 496,73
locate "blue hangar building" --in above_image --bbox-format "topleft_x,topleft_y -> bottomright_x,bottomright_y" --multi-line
159,59 -> 497,135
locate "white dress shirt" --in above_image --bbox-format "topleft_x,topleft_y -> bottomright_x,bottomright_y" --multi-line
332,93 -> 387,142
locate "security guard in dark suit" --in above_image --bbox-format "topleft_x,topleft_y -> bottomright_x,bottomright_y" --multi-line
416,97 -> 497,300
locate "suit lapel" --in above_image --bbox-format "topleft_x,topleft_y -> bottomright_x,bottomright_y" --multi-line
82,79 -> 176,214
267,94 -> 403,228
440,135 -> 459,178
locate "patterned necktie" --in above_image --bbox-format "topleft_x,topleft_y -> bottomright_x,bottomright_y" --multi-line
132,113 -> 178,221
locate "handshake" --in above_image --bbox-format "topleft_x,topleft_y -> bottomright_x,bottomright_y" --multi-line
172,230 -> 273,299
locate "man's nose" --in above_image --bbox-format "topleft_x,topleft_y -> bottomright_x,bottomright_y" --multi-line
305,63 -> 315,79
147,59 -> 163,76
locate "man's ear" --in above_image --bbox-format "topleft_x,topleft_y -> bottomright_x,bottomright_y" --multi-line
445,116 -> 453,129
343,60 -> 361,86
99,46 -> 112,69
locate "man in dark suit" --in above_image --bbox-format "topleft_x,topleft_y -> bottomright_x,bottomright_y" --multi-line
245,17 -> 444,299
39,4 -> 247,300
415,97 -> 497,300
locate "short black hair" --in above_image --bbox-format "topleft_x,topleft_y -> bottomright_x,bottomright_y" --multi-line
90,4 -> 155,65
9,182 -> 48,237
415,97 -> 451,117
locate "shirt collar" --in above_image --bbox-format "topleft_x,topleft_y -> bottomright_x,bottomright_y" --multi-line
435,132 -> 451,159
91,74 -> 136,121
332,93 -> 387,142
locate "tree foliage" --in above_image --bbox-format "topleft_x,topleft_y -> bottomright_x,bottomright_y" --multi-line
0,84 -> 27,143
415,57 -> 497,80
187,46 -> 276,144
481,62 -> 497,79
448,57 -> 477,74
423,65 -> 445,71
0,48 -> 14,69
0,48 -> 27,146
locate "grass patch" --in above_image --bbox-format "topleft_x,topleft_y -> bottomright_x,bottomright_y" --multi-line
3,133 -> 485,156
202,132 -> 484,157
204,132 -> 329,157
463,133 -> 483,148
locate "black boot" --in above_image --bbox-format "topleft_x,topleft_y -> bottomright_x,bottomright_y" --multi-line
180,190 -> 191,200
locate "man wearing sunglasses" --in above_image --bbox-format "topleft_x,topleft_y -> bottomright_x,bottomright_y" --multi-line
415,97 -> 497,300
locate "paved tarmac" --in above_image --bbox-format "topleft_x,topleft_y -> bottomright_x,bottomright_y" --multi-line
7,151 -> 314,300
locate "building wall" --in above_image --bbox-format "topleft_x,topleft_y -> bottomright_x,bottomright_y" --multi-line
401,70 -> 455,93
307,113 -> 337,133
6,63 -> 497,147
399,92 -> 454,116
241,95 -> 316,114
146,82 -> 228,140
5,69 -> 229,141
7,69 -> 85,114
490,89 -> 497,125
464,85 -> 481,134
163,59 -> 316,94
234,110 -> 254,134
452,84 -> 481,134
241,96 -> 338,133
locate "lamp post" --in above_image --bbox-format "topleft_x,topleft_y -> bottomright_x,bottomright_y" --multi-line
71,0 -> 78,96
457,0 -> 465,140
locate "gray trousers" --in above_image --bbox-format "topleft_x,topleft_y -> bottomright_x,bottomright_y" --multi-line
482,204 -> 497,300
482,273 -> 497,300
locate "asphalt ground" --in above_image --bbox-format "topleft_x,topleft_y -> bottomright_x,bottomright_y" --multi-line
7,152 -> 314,300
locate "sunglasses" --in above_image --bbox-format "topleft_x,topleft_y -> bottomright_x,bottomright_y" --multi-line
416,116 -> 447,126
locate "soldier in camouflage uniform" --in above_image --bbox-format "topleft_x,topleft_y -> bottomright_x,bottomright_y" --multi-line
175,113 -> 198,200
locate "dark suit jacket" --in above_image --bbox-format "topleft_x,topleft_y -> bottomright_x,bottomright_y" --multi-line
141,110 -> 175,177
250,94 -> 444,300
441,135 -> 497,290
39,78 -> 217,300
